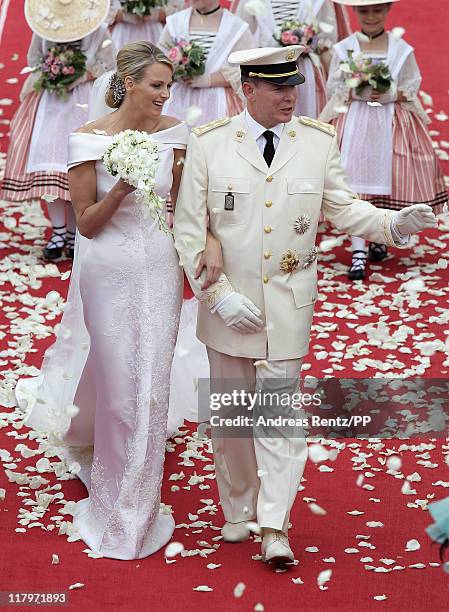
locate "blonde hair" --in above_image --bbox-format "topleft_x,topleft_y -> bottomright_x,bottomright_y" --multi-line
105,41 -> 173,109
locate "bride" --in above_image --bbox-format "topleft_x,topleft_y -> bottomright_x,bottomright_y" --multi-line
17,41 -> 222,560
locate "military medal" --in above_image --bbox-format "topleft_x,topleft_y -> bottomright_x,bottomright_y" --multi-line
224,191 -> 234,211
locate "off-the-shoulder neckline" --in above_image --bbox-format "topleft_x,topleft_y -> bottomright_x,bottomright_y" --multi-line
71,121 -> 187,138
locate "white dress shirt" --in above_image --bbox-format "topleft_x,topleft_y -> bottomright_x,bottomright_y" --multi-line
244,109 -> 284,155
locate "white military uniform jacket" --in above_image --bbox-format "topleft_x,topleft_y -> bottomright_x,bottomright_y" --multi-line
174,111 -> 400,360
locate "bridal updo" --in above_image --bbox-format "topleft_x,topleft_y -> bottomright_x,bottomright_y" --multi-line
105,41 -> 173,109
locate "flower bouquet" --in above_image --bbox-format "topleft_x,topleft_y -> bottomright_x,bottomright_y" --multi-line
273,20 -> 327,54
120,0 -> 167,17
33,45 -> 86,99
340,50 -> 392,96
102,130 -> 168,233
164,39 -> 206,81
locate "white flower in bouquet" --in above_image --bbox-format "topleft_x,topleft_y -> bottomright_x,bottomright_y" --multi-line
102,130 -> 168,233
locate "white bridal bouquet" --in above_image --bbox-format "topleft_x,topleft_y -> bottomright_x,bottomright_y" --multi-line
102,130 -> 168,233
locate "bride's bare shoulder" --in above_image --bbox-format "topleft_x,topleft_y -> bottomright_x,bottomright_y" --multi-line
158,115 -> 181,130
75,118 -> 110,135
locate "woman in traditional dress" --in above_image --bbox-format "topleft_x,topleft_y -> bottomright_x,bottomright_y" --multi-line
157,0 -> 256,125
0,0 -> 117,261
110,0 -> 185,50
320,0 -> 447,280
16,41 -> 223,559
235,0 -> 340,118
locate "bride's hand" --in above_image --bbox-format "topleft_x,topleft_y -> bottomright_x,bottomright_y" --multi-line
115,179 -> 136,196
195,233 -> 223,290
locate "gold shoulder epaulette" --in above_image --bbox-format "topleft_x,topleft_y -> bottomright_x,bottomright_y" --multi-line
299,116 -> 336,137
193,117 -> 231,136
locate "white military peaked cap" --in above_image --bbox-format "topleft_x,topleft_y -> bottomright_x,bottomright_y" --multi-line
228,45 -> 306,86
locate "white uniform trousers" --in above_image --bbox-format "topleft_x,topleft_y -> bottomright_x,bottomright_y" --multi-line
207,347 -> 308,533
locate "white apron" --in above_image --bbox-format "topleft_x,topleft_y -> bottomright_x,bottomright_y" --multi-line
335,33 -> 413,195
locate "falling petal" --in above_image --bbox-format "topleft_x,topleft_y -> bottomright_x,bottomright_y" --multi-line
386,456 -> 402,471
165,542 -> 184,558
244,0 -> 267,17
234,583 -> 246,598
41,194 -> 58,203
64,405 -> 79,418
319,21 -> 335,34
356,32 -> 370,44
317,569 -> 332,585
391,27 -> 405,40
185,106 -> 203,127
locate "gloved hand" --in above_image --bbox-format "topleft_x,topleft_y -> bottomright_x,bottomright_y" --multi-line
393,204 -> 437,235
214,292 -> 264,334
190,74 -> 212,88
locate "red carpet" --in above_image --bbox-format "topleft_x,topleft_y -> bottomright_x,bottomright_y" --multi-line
1,1 -> 449,611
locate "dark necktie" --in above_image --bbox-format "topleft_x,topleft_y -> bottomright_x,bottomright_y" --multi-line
263,130 -> 275,167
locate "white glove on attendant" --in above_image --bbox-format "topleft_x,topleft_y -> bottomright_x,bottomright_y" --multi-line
214,292 -> 264,334
393,204 -> 437,236
190,74 -> 212,88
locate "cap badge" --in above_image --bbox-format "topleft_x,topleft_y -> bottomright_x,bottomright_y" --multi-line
288,130 -> 296,138
286,50 -> 295,61
235,130 -> 245,139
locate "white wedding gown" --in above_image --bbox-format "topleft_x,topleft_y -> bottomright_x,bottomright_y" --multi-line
17,123 -> 188,560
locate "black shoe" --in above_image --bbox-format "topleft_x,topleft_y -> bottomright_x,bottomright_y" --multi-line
42,246 -> 63,260
65,246 -> 74,259
368,242 -> 388,262
42,225 -> 66,261
348,250 -> 367,281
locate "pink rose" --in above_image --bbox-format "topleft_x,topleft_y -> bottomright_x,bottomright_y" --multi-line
290,34 -> 300,44
51,65 -> 60,75
68,66 -> 75,75
168,47 -> 182,63
178,40 -> 187,48
281,31 -> 291,44
62,66 -> 70,75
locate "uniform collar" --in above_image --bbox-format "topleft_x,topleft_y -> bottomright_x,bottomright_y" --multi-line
244,109 -> 284,141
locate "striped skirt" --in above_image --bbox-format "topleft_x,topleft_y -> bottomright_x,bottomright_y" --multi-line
332,104 -> 447,213
0,92 -> 70,202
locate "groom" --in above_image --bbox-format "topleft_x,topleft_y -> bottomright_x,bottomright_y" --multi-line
174,45 -> 437,564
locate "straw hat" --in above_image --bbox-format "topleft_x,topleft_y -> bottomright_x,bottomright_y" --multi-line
332,0 -> 399,5
25,0 -> 111,43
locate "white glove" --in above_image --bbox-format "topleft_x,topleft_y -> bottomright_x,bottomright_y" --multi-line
393,204 -> 437,236
214,292 -> 264,334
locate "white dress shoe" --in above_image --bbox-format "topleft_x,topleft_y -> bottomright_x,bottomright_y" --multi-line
261,531 -> 294,564
221,521 -> 251,542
